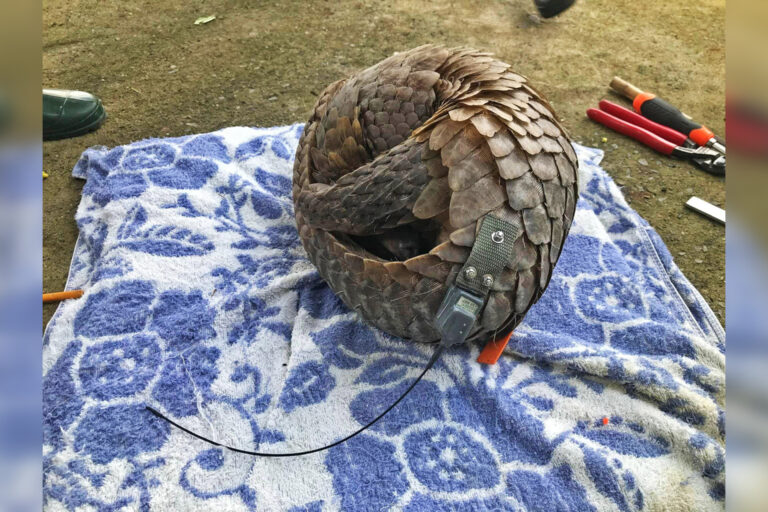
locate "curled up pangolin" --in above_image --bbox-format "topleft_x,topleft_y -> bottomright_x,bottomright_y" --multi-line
147,45 -> 581,456
293,44 -> 579,344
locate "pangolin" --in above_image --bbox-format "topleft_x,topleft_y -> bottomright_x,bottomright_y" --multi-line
293,45 -> 578,344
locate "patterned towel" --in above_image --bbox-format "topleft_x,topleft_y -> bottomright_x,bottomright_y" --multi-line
43,124 -> 725,512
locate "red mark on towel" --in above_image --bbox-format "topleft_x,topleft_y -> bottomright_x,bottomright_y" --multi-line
602,417 -> 609,426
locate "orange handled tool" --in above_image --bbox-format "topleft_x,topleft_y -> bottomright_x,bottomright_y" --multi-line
610,77 -> 725,156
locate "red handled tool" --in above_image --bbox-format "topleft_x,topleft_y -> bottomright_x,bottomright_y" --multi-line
597,100 -> 687,146
587,101 -> 725,175
610,77 -> 725,156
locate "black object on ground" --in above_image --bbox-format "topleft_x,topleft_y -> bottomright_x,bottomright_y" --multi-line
534,0 -> 576,18
43,89 -> 106,141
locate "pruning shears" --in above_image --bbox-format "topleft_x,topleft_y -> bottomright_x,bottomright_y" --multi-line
587,100 -> 725,176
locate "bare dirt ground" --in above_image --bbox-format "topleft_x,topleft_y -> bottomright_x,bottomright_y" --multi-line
43,0 -> 725,327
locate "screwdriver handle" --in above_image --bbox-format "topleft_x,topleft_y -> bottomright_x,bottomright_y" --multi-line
634,95 -> 714,147
609,76 -> 715,147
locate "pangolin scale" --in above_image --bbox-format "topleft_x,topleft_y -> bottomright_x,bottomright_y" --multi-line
293,45 -> 578,343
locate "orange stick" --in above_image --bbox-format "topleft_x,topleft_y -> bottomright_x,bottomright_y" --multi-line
43,290 -> 84,303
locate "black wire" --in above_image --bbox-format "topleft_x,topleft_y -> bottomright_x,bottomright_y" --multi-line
146,343 -> 445,457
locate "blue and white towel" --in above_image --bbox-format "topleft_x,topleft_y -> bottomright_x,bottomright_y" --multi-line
43,124 -> 725,511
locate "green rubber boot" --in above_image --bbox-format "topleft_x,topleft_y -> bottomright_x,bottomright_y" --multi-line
43,89 -> 106,141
